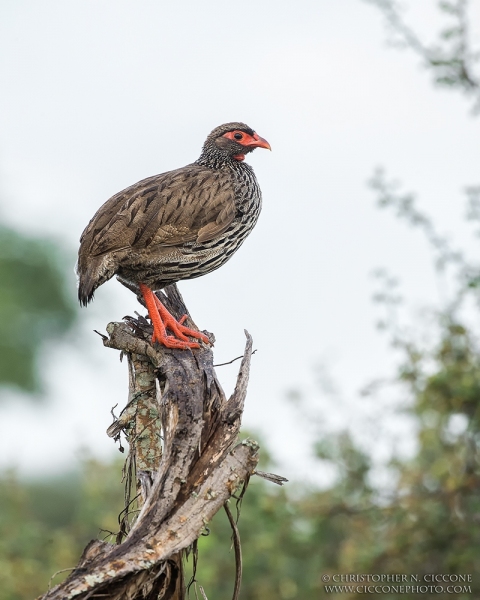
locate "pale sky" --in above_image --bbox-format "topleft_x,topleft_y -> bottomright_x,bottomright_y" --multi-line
1,0 -> 479,481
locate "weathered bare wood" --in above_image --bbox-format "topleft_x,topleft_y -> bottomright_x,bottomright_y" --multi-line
40,284 -> 258,600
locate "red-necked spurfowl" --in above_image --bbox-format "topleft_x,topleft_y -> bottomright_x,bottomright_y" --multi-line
77,122 -> 270,349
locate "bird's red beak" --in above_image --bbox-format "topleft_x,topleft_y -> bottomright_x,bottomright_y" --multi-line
246,132 -> 271,150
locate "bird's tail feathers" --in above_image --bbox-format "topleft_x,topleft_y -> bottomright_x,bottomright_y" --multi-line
76,256 -> 111,307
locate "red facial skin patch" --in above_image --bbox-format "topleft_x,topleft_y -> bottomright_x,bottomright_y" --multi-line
222,130 -> 271,153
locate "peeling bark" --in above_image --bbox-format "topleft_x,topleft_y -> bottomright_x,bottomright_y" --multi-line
40,284 -> 258,600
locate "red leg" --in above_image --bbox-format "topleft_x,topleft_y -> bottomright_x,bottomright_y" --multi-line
152,294 -> 210,344
139,283 -> 209,350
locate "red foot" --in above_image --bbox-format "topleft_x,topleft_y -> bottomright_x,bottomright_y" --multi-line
139,283 -> 210,350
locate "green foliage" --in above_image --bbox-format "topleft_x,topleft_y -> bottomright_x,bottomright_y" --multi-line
0,460 -> 124,600
364,0 -> 480,111
0,225 -> 77,394
309,320 -> 480,598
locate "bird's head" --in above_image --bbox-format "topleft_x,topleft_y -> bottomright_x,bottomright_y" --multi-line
200,122 -> 271,165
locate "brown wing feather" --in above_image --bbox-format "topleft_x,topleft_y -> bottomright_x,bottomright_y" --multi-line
79,165 -> 236,257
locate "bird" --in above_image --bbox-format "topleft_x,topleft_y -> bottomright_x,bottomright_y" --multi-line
77,122 -> 271,350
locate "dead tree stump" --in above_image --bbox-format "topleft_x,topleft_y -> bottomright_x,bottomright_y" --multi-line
40,284 -> 260,600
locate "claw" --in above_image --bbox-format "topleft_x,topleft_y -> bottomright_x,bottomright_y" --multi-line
153,333 -> 200,350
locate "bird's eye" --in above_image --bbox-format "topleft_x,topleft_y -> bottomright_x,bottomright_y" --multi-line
233,132 -> 243,140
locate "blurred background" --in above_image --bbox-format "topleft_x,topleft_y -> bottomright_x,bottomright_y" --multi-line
1,1 -> 480,598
